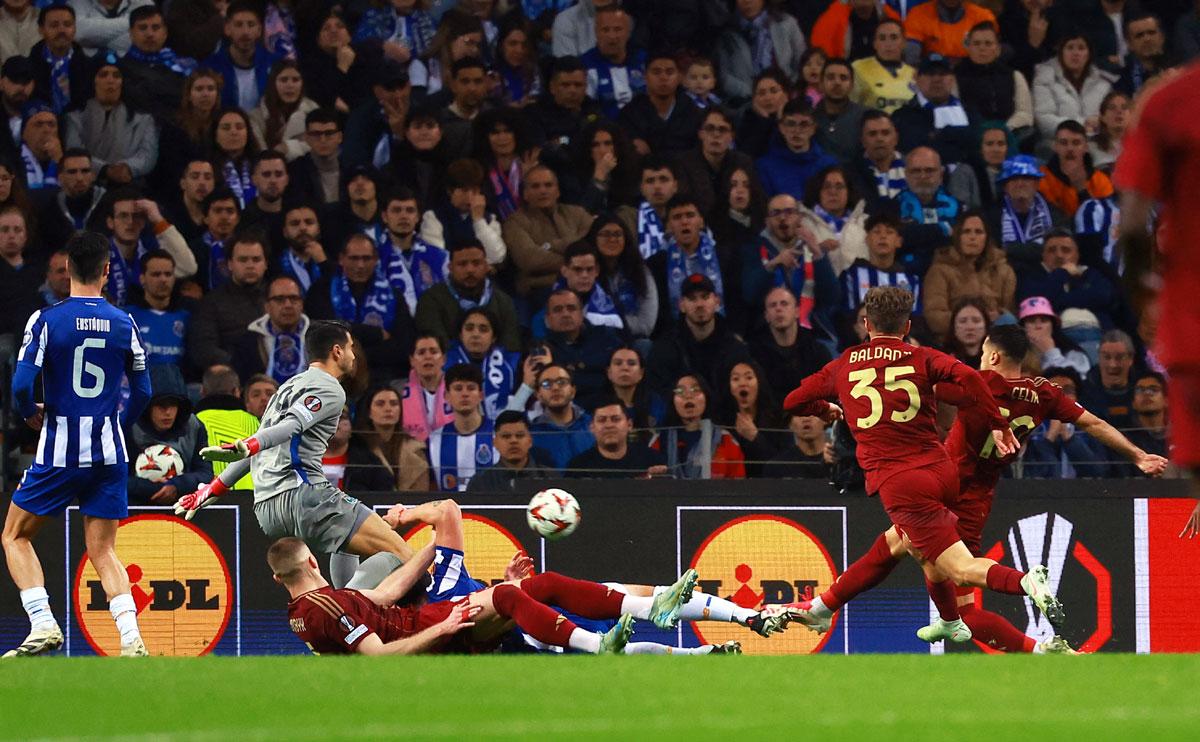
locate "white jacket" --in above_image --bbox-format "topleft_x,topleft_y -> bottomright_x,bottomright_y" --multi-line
249,98 -> 319,162
1032,59 -> 1116,141
799,200 -> 868,277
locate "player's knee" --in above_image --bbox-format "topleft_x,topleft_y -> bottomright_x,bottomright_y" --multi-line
491,583 -> 521,616
0,527 -> 21,552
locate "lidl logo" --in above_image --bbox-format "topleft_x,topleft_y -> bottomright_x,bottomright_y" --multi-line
73,514 -> 232,656
690,515 -> 838,655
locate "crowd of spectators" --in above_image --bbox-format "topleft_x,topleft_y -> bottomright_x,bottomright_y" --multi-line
0,0 -> 1188,496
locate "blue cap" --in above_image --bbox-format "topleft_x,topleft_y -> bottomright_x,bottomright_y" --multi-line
998,155 -> 1043,183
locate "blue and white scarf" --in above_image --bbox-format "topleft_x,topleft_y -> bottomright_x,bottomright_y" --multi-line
391,10 -> 435,57
897,188 -> 960,236
107,238 -> 146,306
265,321 -> 304,383
666,229 -> 724,315
868,154 -> 907,200
222,159 -> 254,207
488,160 -> 522,221
497,63 -> 541,106
603,271 -> 640,317
282,248 -> 321,293
1001,194 -> 1054,246
743,12 -> 775,74
43,46 -> 72,114
685,91 -> 721,109
918,91 -> 970,129
331,266 -> 397,329
124,45 -> 197,76
203,232 -> 228,290
552,277 -> 624,329
374,228 -> 447,314
813,204 -> 847,233
445,343 -> 519,420
447,277 -> 494,312
21,144 -> 56,189
636,200 -> 667,259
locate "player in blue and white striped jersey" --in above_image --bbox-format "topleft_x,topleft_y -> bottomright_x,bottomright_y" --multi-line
839,212 -> 922,315
3,232 -> 153,658
428,364 -> 497,492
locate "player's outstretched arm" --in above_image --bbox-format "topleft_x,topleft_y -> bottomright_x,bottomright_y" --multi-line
173,459 -> 253,520
359,542 -> 437,607
355,604 -> 480,656
1075,411 -> 1168,476
782,360 -> 838,419
200,415 -> 304,463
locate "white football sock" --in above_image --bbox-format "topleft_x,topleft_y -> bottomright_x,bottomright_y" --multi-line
809,596 -> 833,619
654,587 -> 755,623
109,593 -> 141,646
567,628 -> 601,653
619,595 -> 654,621
624,642 -> 714,655
1032,641 -> 1046,654
20,587 -> 56,631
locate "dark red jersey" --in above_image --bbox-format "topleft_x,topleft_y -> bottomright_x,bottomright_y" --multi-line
288,586 -> 428,655
1114,64 -> 1200,368
944,370 -> 1085,491
784,336 -> 1006,493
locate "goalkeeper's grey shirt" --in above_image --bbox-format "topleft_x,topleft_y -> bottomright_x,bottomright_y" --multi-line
249,366 -> 345,503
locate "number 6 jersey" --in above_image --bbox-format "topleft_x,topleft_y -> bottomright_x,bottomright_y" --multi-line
784,336 -> 1006,494
14,297 -> 150,468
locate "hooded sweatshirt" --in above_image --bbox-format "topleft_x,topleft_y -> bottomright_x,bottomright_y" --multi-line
127,365 -> 212,504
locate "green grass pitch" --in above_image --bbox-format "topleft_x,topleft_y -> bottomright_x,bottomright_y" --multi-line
2,655 -> 1199,739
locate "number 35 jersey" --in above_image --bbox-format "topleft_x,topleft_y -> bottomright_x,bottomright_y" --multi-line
786,336 -> 1006,494
17,297 -> 147,468
944,370 -> 1084,492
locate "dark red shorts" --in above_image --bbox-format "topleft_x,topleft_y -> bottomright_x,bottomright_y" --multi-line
951,482 -> 995,557
876,457 -> 961,564
1168,367 -> 1200,468
414,597 -> 501,654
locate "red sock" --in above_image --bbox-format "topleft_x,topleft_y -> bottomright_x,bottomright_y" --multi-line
821,531 -> 900,611
492,584 -> 577,647
520,572 -> 624,619
926,578 -> 959,621
959,602 -> 1037,653
985,564 -> 1026,595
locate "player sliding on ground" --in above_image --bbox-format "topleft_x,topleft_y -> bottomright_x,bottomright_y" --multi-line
787,325 -> 1168,651
270,535 -> 699,656
173,321 -> 416,577
370,499 -> 794,653
782,287 -> 1062,644
3,233 -> 152,657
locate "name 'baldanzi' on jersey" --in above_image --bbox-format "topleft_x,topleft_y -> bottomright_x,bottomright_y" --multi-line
847,345 -> 912,365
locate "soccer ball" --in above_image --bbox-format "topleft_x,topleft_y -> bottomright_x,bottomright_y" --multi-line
134,444 -> 185,483
526,488 -> 581,541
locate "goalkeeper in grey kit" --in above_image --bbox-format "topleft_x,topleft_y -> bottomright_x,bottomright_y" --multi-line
176,320 -> 414,568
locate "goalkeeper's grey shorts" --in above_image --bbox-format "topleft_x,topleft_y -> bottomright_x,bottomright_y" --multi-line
253,482 -> 373,554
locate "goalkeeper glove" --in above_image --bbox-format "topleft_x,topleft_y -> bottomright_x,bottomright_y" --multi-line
174,478 -> 230,521
199,437 -> 261,463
